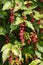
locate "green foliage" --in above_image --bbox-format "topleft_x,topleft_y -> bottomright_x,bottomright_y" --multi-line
35,51 -> 42,59
2,1 -> 12,10
0,0 -> 43,65
0,27 -> 7,36
37,44 -> 43,53
25,20 -> 34,30
2,49 -> 10,63
29,59 -> 41,65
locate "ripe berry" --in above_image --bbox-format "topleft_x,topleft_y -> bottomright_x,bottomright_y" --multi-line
20,23 -> 25,27
27,39 -> 31,45
32,37 -> 37,43
30,32 -> 38,43
31,18 -> 35,23
37,20 -> 41,25
5,35 -> 9,43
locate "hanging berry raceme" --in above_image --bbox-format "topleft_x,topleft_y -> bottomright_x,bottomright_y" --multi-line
19,22 -> 25,43
9,7 -> 14,23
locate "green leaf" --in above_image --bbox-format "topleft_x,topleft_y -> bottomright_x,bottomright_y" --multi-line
14,40 -> 21,47
37,44 -> 43,53
1,0 -> 9,4
25,53 -> 33,60
39,61 -> 43,65
2,1 -> 12,10
11,45 -> 20,56
22,10 -> 33,15
35,51 -> 42,59
33,10 -> 40,20
39,25 -> 43,28
40,14 -> 43,18
15,0 -> 24,6
15,17 -> 23,25
0,27 -> 7,35
28,3 -> 38,10
23,45 -> 34,55
14,5 -> 21,12
10,17 -> 24,32
14,0 -> 24,12
29,59 -> 41,65
2,49 -> 10,63
25,21 -> 34,30
10,24 -> 18,33
1,43 -> 12,52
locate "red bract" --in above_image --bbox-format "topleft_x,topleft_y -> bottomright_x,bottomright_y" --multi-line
30,32 -> 38,43
5,35 -> 9,43
37,20 -> 41,25
31,18 -> 35,23
31,37 -> 37,43
27,39 -> 31,45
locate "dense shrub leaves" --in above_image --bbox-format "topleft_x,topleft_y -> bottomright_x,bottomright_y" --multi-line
0,0 -> 43,65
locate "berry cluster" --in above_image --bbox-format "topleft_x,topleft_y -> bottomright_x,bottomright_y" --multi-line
9,7 -> 14,23
19,22 -> 25,43
30,32 -> 38,43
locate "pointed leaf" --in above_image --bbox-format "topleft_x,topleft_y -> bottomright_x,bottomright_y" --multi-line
25,21 -> 34,30
11,45 -> 20,56
1,43 -> 12,52
37,44 -> 43,53
2,1 -> 12,10
0,26 -> 7,35
35,51 -> 42,59
29,59 -> 41,65
2,49 -> 10,63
